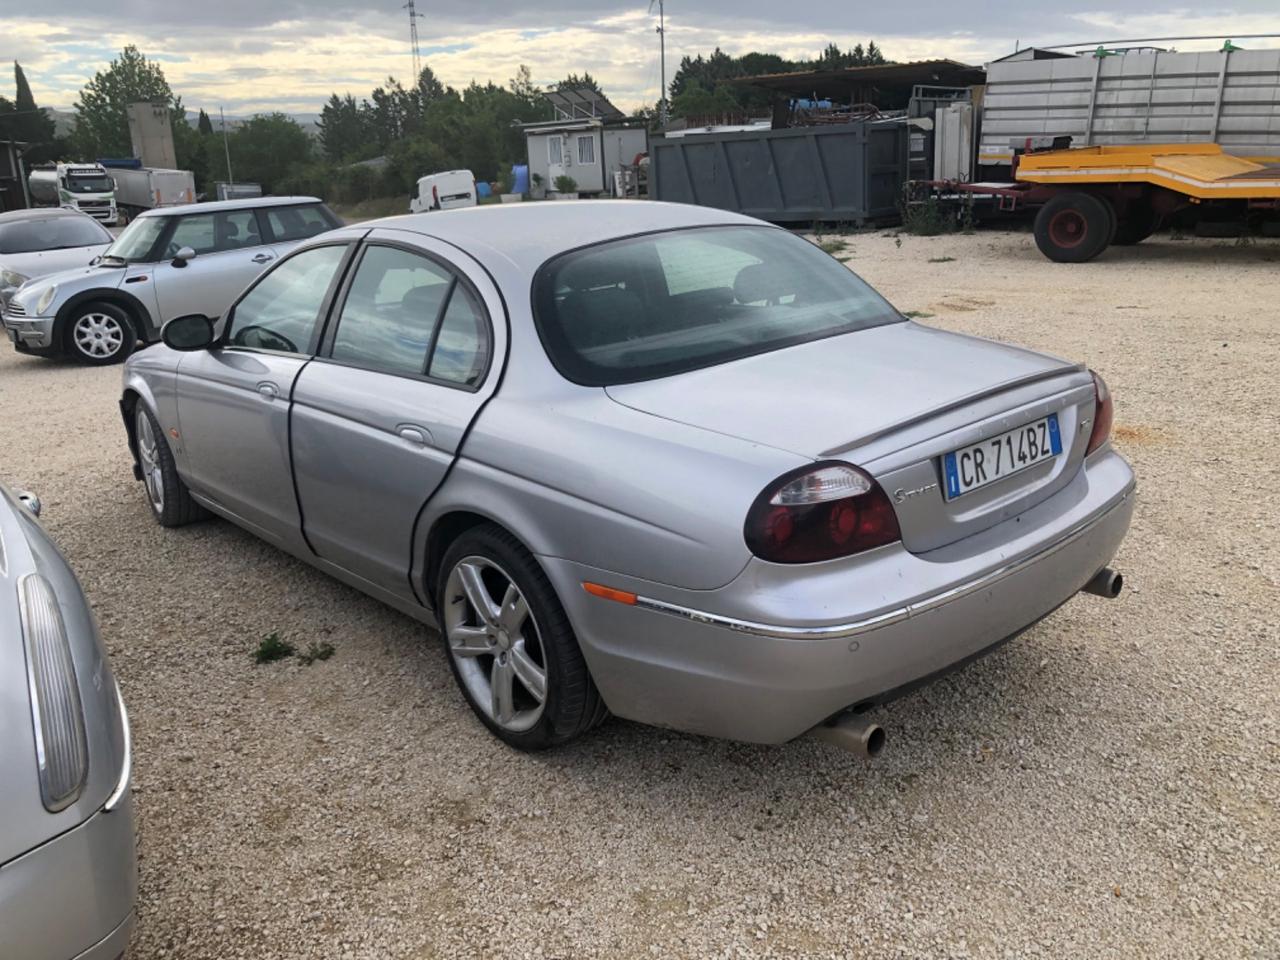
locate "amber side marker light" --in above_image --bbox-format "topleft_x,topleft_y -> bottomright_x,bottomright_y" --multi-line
582,582 -> 637,605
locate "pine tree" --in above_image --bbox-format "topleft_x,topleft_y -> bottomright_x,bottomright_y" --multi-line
7,62 -> 56,156
197,108 -> 214,135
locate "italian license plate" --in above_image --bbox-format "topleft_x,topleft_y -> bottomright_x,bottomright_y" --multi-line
943,414 -> 1062,500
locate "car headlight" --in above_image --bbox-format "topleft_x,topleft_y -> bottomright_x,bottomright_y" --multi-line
35,284 -> 58,315
1,268 -> 28,288
18,573 -> 88,812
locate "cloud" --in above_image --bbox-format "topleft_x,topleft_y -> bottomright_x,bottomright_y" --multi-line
2,3 -> 1279,117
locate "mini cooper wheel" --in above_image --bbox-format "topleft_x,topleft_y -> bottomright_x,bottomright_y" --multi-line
437,525 -> 607,749
66,302 -> 136,365
134,405 -> 208,527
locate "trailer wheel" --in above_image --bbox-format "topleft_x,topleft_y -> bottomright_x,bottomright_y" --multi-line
1034,192 -> 1114,263
1113,203 -> 1161,245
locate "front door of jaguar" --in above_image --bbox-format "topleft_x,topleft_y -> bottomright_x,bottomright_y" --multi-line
174,242 -> 352,552
289,231 -> 505,602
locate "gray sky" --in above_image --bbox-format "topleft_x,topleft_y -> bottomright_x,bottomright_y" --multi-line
5,2 -> 1280,115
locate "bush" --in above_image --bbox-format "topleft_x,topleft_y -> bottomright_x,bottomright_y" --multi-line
553,175 -> 578,194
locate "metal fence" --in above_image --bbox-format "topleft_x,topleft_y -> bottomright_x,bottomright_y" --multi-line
650,122 -> 909,224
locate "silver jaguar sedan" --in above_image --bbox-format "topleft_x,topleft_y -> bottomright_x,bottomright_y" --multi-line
0,484 -> 136,959
119,201 -> 1134,753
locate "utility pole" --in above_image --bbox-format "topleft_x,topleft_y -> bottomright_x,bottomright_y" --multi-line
220,106 -> 234,186
405,0 -> 424,81
655,0 -> 668,126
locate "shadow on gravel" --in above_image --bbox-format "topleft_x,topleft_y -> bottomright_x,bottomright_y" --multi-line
98,486 -> 1129,832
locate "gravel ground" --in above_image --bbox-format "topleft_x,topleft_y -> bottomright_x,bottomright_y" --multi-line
2,228 -> 1277,959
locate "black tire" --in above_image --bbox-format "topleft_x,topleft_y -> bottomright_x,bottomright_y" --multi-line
134,404 -> 209,527
1033,192 -> 1114,263
1113,203 -> 1161,245
436,523 -> 607,749
64,300 -> 137,365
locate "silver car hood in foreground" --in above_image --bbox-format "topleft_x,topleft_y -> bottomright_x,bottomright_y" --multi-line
0,485 -> 125,865
0,244 -> 109,284
606,321 -> 1073,459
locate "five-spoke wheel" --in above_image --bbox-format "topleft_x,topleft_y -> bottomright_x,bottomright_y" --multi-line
135,407 -> 165,515
443,556 -> 548,733
437,524 -> 607,749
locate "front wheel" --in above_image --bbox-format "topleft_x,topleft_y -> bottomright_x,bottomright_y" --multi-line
436,524 -> 607,749
134,405 -> 208,527
66,301 -> 136,364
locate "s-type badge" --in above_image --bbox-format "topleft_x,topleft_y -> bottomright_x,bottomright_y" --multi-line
894,482 -> 938,504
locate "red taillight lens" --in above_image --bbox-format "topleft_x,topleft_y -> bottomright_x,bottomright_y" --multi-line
432,184 -> 439,207
745,462 -> 902,563
1086,370 -> 1114,455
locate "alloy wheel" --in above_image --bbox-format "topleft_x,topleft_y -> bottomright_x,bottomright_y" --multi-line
74,312 -> 125,359
443,556 -> 548,732
135,409 -> 165,514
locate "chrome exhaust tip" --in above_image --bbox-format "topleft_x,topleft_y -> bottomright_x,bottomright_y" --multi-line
806,713 -> 886,758
1083,567 -> 1123,599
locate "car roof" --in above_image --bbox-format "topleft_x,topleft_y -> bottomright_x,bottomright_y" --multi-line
139,195 -> 324,218
0,207 -> 99,225
367,200 -> 770,273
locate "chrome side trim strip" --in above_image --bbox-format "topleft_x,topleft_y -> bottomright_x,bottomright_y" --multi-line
104,680 -> 131,813
631,485 -> 1134,641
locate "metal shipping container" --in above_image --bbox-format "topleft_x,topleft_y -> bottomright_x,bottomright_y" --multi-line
112,167 -> 195,213
650,121 -> 908,224
980,48 -> 1280,169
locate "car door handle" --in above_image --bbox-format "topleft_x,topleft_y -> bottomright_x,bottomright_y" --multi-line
257,381 -> 279,401
397,425 -> 432,446
251,253 -> 275,264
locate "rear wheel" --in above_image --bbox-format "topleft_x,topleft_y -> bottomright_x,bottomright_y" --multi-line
436,524 -> 607,749
1033,192 -> 1114,263
1113,203 -> 1161,245
65,301 -> 136,365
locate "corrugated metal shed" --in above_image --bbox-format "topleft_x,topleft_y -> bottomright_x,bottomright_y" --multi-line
981,48 -> 1280,167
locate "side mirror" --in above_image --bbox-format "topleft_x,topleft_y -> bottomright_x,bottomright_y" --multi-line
16,490 -> 41,517
171,246 -> 196,268
161,314 -> 216,351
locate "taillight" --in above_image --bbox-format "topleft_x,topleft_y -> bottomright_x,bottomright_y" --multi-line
432,184 -> 439,208
1086,370 -> 1114,455
745,462 -> 901,564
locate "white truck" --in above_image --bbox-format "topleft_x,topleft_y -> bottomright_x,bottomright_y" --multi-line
27,162 -> 119,225
111,167 -> 196,220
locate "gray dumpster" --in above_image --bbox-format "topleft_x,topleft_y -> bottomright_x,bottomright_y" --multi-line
650,121 -> 908,224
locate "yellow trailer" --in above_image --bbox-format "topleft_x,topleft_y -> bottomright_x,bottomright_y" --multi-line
1015,143 -> 1280,261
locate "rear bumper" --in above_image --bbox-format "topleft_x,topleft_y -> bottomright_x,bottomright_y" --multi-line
0,793 -> 138,960
544,449 -> 1136,744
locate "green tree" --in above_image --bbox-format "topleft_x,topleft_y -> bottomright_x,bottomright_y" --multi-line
317,93 -> 370,162
227,113 -> 312,192
670,78 -> 742,122
555,72 -> 604,95
71,45 -> 184,157
0,63 -> 58,161
197,108 -> 214,135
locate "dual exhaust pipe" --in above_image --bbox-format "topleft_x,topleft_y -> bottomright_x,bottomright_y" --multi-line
806,567 -> 1125,759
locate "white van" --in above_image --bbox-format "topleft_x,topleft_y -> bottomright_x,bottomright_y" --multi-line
409,170 -> 477,213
